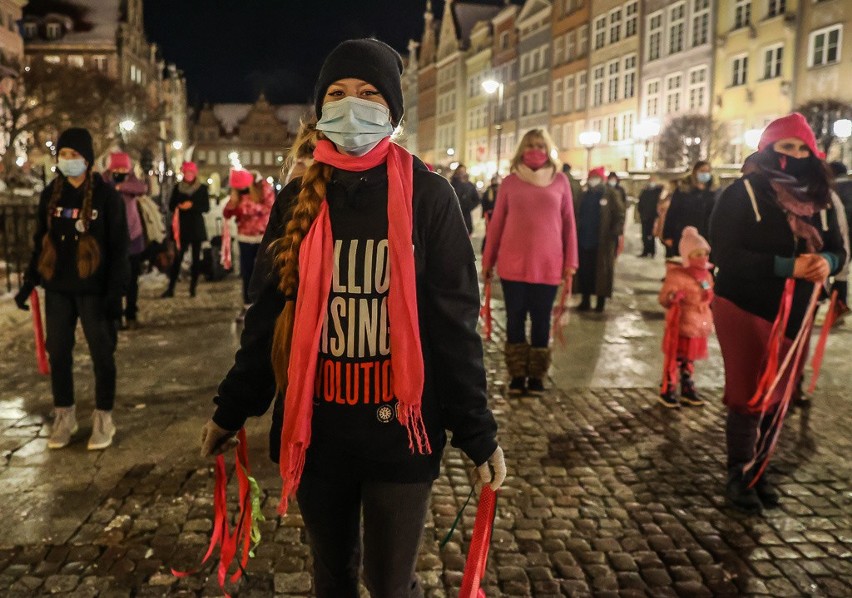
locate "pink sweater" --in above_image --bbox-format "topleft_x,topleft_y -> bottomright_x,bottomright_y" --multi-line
222,182 -> 275,241
482,172 -> 578,285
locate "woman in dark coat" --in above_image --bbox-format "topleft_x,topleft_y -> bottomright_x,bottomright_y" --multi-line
710,113 -> 846,514
574,166 -> 626,312
162,161 -> 209,297
663,161 -> 716,258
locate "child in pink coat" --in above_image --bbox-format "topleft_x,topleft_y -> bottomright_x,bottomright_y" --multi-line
658,226 -> 714,408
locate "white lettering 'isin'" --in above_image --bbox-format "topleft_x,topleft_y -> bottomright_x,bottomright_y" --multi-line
321,239 -> 391,359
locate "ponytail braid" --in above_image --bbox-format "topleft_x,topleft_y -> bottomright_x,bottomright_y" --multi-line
36,174 -> 66,280
76,171 -> 101,278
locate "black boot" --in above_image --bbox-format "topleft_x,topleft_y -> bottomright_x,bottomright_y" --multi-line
658,385 -> 679,408
577,295 -> 591,311
189,275 -> 198,298
679,363 -> 704,406
754,476 -> 780,509
726,470 -> 763,514
594,297 -> 606,312
508,377 -> 526,395
160,285 -> 175,299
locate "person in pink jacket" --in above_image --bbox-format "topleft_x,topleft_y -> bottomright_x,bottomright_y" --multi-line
483,129 -> 579,396
223,169 -> 275,321
658,226 -> 714,408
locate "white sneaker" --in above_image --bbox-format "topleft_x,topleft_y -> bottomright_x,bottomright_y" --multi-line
87,409 -> 116,450
48,406 -> 78,449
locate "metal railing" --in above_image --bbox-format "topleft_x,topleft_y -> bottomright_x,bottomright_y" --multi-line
0,202 -> 38,293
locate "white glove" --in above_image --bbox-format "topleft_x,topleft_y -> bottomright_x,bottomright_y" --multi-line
476,446 -> 506,491
199,419 -> 239,458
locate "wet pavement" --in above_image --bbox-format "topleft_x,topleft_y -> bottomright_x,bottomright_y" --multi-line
0,218 -> 850,597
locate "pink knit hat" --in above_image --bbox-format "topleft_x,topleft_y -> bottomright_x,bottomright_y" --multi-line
679,226 -> 711,261
108,152 -> 131,171
181,161 -> 198,175
229,169 -> 253,189
588,166 -> 606,179
758,113 -> 825,159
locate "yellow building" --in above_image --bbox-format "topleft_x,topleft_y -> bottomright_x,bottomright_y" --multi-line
713,0 -> 798,164
464,21 -> 494,178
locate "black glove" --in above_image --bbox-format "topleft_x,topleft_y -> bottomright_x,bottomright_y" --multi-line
103,295 -> 124,320
14,283 -> 34,311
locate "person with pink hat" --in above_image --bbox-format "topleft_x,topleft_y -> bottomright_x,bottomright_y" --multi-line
710,112 -> 846,514
574,166 -> 626,312
657,226 -> 714,408
104,152 -> 148,328
162,161 -> 209,298
223,168 -> 274,321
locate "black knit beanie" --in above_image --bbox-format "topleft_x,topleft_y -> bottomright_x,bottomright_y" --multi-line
56,127 -> 95,167
314,38 -> 404,126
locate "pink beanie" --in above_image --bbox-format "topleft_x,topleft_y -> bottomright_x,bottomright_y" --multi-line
588,166 -> 606,179
758,113 -> 825,159
181,161 -> 198,175
229,169 -> 254,189
679,226 -> 710,261
108,152 -> 131,171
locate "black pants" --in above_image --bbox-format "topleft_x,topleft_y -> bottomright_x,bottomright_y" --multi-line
832,279 -> 848,305
125,254 -> 142,321
167,240 -> 202,290
238,241 -> 260,304
45,291 -> 117,410
501,279 -> 559,347
640,218 -> 656,256
296,471 -> 431,598
725,409 -> 778,478
577,247 -> 599,297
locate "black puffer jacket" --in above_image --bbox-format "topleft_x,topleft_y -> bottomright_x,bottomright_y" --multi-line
212,157 -> 497,483
663,180 -> 715,250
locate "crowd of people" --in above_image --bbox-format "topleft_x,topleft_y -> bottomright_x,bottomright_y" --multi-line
8,35 -> 852,596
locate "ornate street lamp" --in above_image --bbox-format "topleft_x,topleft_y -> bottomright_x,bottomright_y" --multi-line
634,119 -> 661,171
482,78 -> 505,176
578,130 -> 602,174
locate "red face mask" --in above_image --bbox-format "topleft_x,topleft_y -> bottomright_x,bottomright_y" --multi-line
522,149 -> 549,170
183,173 -> 196,183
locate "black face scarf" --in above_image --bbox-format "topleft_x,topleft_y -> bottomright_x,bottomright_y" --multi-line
769,148 -> 815,181
112,172 -> 128,183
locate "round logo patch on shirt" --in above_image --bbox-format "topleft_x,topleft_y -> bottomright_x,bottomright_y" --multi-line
377,405 -> 395,423
75,219 -> 86,233
599,199 -> 608,206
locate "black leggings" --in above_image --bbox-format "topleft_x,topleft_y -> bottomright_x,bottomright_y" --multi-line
125,254 -> 142,320
501,279 -> 559,347
45,291 -> 117,410
296,470 -> 431,598
238,241 -> 260,304
167,240 -> 202,288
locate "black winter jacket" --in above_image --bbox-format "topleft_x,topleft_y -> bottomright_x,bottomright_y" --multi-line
710,173 -> 846,337
663,182 -> 715,249
637,186 -> 662,221
24,175 -> 129,298
213,157 -> 498,482
169,182 -> 210,242
451,177 -> 480,234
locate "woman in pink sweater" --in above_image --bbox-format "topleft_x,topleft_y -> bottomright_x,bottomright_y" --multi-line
483,129 -> 579,396
223,169 -> 275,320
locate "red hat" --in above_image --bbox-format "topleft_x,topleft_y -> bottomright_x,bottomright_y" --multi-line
588,167 -> 606,179
229,169 -> 253,189
758,113 -> 824,159
181,161 -> 198,175
108,152 -> 131,171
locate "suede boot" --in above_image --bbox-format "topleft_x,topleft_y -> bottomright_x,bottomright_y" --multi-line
527,347 -> 551,396
504,342 -> 530,396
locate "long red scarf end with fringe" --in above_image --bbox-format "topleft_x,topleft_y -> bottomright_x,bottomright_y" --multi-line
30,290 -> 49,375
399,405 -> 432,455
277,442 -> 306,516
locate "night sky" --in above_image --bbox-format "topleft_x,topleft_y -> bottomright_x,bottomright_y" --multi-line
144,0 -> 441,106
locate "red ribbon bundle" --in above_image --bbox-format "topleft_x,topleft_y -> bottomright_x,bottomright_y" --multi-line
172,429 -> 255,596
29,289 -> 49,375
172,209 -> 181,251
480,278 -> 492,342
550,278 -> 573,346
460,485 -> 498,598
220,218 -> 232,270
660,295 -> 682,395
807,289 -> 839,393
748,278 -> 796,409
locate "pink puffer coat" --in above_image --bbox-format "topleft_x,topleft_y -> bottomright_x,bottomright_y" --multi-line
658,263 -> 714,338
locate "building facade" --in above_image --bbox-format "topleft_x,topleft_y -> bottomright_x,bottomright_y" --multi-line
416,2 -> 440,166
0,0 -> 26,63
400,39 -> 420,155
490,3 -> 520,175
517,0 -> 553,135
464,21 -> 494,175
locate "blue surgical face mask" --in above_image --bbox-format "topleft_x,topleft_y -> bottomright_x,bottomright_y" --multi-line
696,172 -> 712,184
57,158 -> 87,177
316,96 -> 394,156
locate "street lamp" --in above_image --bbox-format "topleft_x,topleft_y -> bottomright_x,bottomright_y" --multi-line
119,119 -> 136,133
482,78 -> 504,175
578,130 -> 601,174
634,119 -> 661,171
172,140 -> 183,151
833,119 -> 852,163
744,128 -> 763,151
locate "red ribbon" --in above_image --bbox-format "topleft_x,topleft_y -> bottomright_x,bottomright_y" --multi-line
660,296 -> 682,395
221,218 -> 232,270
172,209 -> 181,251
748,278 -> 795,409
807,290 -> 839,393
460,485 -> 497,598
551,278 -> 573,347
172,428 -> 253,596
29,289 -> 49,375
480,278 -> 492,342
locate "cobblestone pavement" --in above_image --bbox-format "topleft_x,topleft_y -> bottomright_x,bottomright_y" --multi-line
0,221 -> 850,597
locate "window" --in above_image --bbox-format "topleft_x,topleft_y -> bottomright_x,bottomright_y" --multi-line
252,151 -> 261,165
521,94 -> 529,116
577,72 -> 587,109
646,80 -> 660,118
566,30 -> 576,62
767,0 -> 786,18
500,32 -> 509,50
734,0 -> 751,30
607,60 -> 620,103
264,151 -> 273,165
692,0 -> 710,47
607,115 -> 619,142
565,75 -> 575,112
23,22 -> 37,38
594,16 -> 607,49
521,54 -> 529,76
809,25 -> 842,67
46,22 -> 61,39
93,56 -> 107,71
592,65 -> 605,107
688,67 -> 707,110
241,151 -> 250,166
669,3 -> 686,54
665,74 -> 682,114
220,151 -> 229,165
555,35 -> 565,65
763,45 -> 783,79
562,122 -> 573,150
609,9 -> 622,44
625,1 -> 638,37
44,55 -> 60,64
67,55 -> 84,68
648,12 -> 663,61
622,112 -> 634,141
731,54 -> 748,86
578,25 -> 589,57
623,54 -> 637,99
554,79 -> 563,114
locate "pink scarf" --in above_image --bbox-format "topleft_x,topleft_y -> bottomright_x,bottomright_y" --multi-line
277,137 -> 431,514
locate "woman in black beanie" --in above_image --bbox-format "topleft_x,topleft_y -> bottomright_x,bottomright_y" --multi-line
199,39 -> 505,597
15,127 -> 130,450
